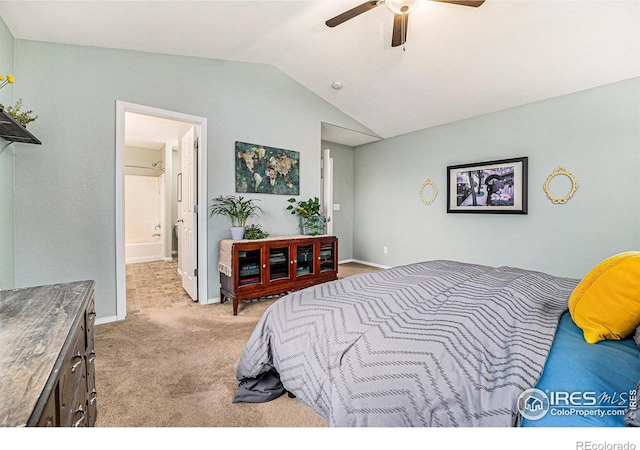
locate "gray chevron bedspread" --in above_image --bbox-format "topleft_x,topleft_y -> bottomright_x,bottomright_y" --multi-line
234,260 -> 578,426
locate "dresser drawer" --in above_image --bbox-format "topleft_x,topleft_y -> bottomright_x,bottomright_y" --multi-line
36,388 -> 58,427
59,321 -> 87,427
87,387 -> 98,427
85,293 -> 96,353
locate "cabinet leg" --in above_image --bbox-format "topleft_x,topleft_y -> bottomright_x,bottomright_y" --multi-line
233,298 -> 238,316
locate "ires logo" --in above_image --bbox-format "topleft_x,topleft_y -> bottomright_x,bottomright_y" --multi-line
517,389 -> 633,421
518,389 -> 550,420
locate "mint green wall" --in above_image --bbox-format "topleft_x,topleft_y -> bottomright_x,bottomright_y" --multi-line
321,140 -> 354,261
12,39 -> 372,319
7,33 -> 638,315
0,16 -> 14,290
353,77 -> 640,279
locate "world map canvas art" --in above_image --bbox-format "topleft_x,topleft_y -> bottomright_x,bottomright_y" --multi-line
235,141 -> 300,195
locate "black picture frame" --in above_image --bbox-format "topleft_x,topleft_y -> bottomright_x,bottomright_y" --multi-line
447,157 -> 528,214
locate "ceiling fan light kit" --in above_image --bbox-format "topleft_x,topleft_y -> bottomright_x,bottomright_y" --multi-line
385,0 -> 420,15
326,0 -> 485,48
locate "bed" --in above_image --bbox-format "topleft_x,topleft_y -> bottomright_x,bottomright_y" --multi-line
233,257 -> 640,427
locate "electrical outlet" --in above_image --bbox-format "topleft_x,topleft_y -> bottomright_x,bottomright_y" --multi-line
383,246 -> 388,254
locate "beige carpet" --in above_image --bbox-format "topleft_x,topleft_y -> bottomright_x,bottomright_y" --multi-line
94,263 -> 381,427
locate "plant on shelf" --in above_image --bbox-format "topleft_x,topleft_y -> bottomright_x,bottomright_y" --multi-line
209,195 -> 264,240
243,224 -> 269,240
0,73 -> 38,128
6,98 -> 37,128
286,197 -> 326,236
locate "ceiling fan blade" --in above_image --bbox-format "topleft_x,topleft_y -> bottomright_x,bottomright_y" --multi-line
326,1 -> 381,27
391,13 -> 409,47
431,0 -> 485,7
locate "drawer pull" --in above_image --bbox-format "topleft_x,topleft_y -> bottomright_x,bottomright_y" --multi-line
73,406 -> 86,427
89,390 -> 98,405
70,353 -> 83,373
88,351 -> 96,364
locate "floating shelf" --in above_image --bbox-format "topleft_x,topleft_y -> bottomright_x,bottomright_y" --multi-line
0,104 -> 41,145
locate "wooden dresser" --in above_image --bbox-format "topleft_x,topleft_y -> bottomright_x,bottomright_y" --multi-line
0,280 -> 97,427
219,235 -> 338,315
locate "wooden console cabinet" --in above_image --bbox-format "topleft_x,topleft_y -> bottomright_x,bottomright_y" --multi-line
219,235 -> 338,315
0,280 -> 97,427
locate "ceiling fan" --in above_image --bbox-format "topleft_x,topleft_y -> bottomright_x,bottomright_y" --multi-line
326,0 -> 485,48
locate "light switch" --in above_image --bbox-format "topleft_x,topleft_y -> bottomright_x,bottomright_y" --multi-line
333,204 -> 341,211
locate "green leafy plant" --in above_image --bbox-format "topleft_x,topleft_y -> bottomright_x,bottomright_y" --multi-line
6,98 -> 37,128
286,197 -> 322,218
243,224 -> 269,240
209,195 -> 264,227
287,197 -> 326,236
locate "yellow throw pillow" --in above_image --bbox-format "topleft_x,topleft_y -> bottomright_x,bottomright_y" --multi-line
569,252 -> 640,344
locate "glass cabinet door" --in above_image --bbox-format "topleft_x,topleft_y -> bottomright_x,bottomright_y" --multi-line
296,244 -> 315,277
269,246 -> 290,281
319,241 -> 336,273
238,249 -> 262,286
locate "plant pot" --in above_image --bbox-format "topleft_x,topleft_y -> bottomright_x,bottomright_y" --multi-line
299,216 -> 326,236
230,226 -> 245,240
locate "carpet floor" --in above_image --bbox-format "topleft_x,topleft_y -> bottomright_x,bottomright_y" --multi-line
94,263 -> 380,427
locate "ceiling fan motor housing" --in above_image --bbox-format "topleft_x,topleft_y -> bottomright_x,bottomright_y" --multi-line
385,0 -> 420,14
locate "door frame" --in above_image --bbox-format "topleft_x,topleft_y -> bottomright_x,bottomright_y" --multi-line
322,148 -> 334,236
115,101 -> 209,321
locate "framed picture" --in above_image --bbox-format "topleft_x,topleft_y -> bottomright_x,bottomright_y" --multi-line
235,141 -> 300,195
447,157 -> 528,214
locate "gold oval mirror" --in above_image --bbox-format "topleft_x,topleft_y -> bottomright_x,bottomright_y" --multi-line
543,167 -> 578,204
419,179 -> 438,205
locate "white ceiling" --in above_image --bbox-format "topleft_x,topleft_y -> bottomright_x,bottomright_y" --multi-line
1,0 -> 638,144
125,112 -> 193,150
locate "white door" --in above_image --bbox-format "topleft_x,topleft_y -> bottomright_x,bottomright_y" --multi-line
322,148 -> 334,235
180,126 -> 198,300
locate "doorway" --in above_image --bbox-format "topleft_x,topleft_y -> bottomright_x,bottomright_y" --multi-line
115,101 -> 209,321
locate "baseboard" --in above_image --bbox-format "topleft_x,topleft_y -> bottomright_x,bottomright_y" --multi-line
126,256 -> 163,264
201,296 -> 221,305
96,315 -> 118,325
338,258 -> 354,264
350,259 -> 391,270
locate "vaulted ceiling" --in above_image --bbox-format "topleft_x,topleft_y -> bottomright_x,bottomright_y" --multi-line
1,0 -> 638,144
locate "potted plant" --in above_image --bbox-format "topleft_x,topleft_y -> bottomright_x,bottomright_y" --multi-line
209,195 -> 264,239
0,74 -> 38,128
286,197 -> 326,236
243,224 -> 269,240
6,98 -> 38,128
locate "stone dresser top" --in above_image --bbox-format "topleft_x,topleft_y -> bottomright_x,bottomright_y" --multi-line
0,280 -> 95,426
